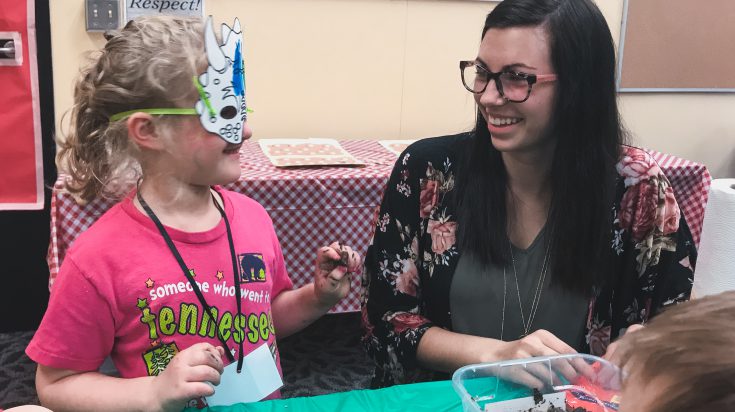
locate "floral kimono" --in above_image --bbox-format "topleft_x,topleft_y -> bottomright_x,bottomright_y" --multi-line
361,133 -> 696,388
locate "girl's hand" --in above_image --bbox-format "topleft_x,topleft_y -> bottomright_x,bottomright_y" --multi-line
150,342 -> 225,412
313,242 -> 361,308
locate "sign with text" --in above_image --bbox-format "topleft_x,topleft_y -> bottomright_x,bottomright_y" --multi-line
124,0 -> 204,22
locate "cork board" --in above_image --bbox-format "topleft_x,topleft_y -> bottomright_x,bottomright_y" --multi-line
617,0 -> 735,92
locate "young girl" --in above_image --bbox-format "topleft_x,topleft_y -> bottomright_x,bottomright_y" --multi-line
26,16 -> 360,411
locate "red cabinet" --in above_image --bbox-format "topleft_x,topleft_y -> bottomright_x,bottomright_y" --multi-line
0,0 -> 43,210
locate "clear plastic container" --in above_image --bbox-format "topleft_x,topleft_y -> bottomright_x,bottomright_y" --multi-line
451,354 -> 622,412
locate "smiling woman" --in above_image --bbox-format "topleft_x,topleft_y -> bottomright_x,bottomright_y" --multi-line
470,25 -> 557,156
361,0 -> 696,389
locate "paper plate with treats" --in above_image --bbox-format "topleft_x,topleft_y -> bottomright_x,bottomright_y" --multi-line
452,354 -> 622,412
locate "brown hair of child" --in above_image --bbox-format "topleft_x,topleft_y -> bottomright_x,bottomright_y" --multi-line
617,290 -> 735,411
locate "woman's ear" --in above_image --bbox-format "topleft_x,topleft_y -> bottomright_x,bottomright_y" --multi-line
126,113 -> 164,150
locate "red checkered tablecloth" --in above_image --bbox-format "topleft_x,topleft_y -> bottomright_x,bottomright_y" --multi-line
46,141 -> 711,312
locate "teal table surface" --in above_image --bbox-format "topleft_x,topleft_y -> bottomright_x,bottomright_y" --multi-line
186,377 -> 533,412
188,380 -> 465,412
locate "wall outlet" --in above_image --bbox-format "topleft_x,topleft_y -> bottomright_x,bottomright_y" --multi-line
0,32 -> 22,66
86,0 -> 120,32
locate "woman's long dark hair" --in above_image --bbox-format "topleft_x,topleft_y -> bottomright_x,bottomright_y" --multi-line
456,0 -> 626,295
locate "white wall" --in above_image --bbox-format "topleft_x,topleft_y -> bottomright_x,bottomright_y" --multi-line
50,0 -> 735,177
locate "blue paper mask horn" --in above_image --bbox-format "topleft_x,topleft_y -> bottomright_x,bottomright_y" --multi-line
110,16 -> 249,145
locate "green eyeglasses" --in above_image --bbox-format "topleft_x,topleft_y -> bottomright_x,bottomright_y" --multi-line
109,77 -> 252,122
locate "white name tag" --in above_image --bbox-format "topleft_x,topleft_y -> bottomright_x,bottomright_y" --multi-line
206,343 -> 284,407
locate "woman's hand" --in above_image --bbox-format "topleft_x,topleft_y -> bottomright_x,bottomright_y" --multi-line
150,342 -> 225,412
491,330 -> 590,389
313,242 -> 361,308
603,324 -> 644,366
493,329 -> 576,360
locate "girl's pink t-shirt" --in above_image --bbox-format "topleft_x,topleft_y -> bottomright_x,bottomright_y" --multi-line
27,188 -> 293,403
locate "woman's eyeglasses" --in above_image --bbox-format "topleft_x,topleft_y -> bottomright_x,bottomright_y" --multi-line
460,60 -> 557,103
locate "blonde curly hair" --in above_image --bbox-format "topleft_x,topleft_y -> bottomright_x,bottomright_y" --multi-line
57,16 -> 207,203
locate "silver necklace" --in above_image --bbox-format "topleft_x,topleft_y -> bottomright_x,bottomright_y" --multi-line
500,265 -> 507,341
509,239 -> 552,338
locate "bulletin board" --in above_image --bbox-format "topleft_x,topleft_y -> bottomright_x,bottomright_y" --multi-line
617,0 -> 735,92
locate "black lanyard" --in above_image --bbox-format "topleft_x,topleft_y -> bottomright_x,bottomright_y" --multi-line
137,187 -> 245,372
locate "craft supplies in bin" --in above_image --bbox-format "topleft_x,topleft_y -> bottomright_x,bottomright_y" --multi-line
452,354 -> 621,412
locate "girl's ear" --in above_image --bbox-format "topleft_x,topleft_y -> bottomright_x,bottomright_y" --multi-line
126,113 -> 164,150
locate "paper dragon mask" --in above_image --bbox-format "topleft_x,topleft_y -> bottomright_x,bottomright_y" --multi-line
195,16 -> 247,144
110,16 -> 248,144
